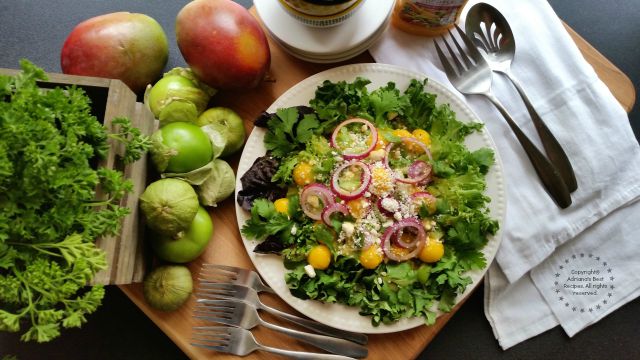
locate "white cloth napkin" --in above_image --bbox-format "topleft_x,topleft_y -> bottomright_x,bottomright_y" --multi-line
368,0 -> 640,349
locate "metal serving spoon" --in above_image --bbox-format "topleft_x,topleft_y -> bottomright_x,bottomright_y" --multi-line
465,2 -> 578,192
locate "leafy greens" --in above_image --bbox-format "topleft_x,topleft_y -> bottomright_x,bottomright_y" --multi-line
240,76 -> 498,326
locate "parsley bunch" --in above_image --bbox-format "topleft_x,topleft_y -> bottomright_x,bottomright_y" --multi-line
0,61 -> 150,342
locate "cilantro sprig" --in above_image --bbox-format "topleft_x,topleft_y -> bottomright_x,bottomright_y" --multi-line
0,60 -> 150,342
263,107 -> 321,158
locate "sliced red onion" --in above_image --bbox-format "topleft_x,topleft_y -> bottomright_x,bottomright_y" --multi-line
380,218 -> 426,261
300,183 -> 335,220
331,161 -> 371,200
321,202 -> 350,226
403,160 -> 432,184
380,225 -> 397,252
394,218 -> 425,248
384,138 -> 433,184
330,118 -> 378,160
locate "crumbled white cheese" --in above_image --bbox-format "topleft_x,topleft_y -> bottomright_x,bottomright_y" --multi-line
290,224 -> 298,235
381,197 -> 399,213
394,211 -> 403,221
304,265 -> 317,278
382,220 -> 394,229
342,222 -> 355,237
364,191 -> 371,198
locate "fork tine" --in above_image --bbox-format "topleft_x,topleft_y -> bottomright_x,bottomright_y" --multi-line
195,301 -> 235,310
193,325 -> 234,332
454,24 -> 486,64
198,273 -> 237,281
447,28 -> 474,69
441,34 -> 466,73
193,326 -> 233,341
194,307 -> 235,318
196,292 -> 234,300
193,305 -> 235,317
199,268 -> 237,275
197,275 -> 237,284
191,342 -> 227,352
193,315 -> 235,325
433,39 -> 458,78
196,284 -> 236,297
192,332 -> 230,342
194,298 -> 239,308
197,282 -> 235,289
194,311 -> 234,321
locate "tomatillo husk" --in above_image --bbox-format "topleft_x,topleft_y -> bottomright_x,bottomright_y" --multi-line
139,178 -> 199,235
143,265 -> 193,311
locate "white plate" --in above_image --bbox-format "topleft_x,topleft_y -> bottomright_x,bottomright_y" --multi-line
277,14 -> 390,58
272,23 -> 386,64
273,19 -> 390,64
235,63 -> 507,333
255,0 -> 394,57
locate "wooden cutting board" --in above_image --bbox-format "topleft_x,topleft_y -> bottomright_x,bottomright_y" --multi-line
119,9 -> 635,360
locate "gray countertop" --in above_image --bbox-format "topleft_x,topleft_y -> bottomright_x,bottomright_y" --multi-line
1,1 -> 638,359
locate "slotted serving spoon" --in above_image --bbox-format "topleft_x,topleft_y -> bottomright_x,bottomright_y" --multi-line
465,2 -> 577,192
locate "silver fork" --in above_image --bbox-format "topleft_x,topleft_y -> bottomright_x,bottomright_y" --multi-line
193,299 -> 368,358
196,282 -> 369,345
192,326 -> 357,360
198,264 -> 275,294
433,25 -> 572,209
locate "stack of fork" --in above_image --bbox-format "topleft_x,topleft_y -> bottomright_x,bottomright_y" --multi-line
190,264 -> 369,359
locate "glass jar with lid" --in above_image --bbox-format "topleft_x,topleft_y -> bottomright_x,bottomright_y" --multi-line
391,0 -> 468,36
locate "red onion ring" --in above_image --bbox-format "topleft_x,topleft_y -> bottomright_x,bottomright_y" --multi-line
330,118 -> 378,160
321,203 -> 350,226
300,183 -> 335,220
331,161 -> 371,200
404,160 -> 432,184
384,137 -> 433,184
380,218 -> 426,261
394,218 -> 425,248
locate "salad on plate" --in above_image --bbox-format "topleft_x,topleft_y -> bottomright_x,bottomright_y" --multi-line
237,76 -> 499,327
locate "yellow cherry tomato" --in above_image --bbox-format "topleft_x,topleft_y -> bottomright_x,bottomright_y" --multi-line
392,129 -> 413,139
374,131 -> 389,150
293,162 -> 314,186
412,129 -> 431,146
273,198 -> 290,215
346,197 -> 370,219
359,244 -> 384,269
419,240 -> 444,263
393,128 -> 425,153
307,244 -> 331,270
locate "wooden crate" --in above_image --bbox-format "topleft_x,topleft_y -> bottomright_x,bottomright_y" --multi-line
0,68 -> 155,285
